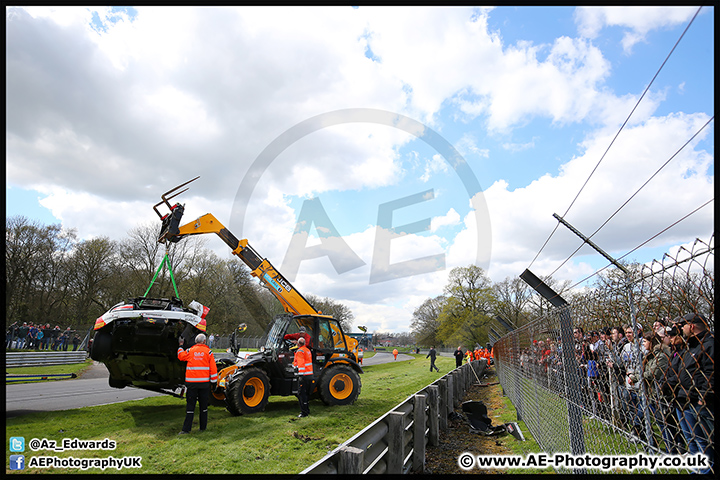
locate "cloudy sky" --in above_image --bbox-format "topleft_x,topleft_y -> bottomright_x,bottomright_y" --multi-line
6,6 -> 714,333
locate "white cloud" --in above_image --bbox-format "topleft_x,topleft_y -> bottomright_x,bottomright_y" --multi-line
455,134 -> 490,159
479,112 -> 713,282
420,154 -> 449,182
430,208 -> 461,232
136,86 -> 222,142
37,188 -> 157,240
6,6 -> 713,334
574,6 -> 699,53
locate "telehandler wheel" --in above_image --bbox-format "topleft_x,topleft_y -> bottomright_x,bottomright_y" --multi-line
210,363 -> 238,407
226,368 -> 270,415
319,365 -> 361,406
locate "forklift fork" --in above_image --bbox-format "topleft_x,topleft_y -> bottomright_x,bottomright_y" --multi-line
152,176 -> 200,219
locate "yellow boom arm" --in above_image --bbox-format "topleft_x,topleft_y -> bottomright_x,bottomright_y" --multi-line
153,177 -> 359,361
172,213 -> 319,316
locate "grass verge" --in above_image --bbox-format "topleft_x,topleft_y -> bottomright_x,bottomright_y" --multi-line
494,384 -> 555,474
6,354 -> 457,474
6,360 -> 95,384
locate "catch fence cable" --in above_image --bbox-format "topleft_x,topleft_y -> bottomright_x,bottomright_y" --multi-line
527,6 -> 705,271
546,115 -> 714,280
567,197 -> 714,290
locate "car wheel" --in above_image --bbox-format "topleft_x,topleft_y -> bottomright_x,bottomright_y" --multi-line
90,329 -> 112,362
108,377 -> 127,389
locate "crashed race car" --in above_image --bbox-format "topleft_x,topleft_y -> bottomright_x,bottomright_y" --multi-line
90,296 -> 211,396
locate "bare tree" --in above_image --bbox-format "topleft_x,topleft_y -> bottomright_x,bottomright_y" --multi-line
5,216 -> 76,324
410,295 -> 446,346
65,237 -> 118,327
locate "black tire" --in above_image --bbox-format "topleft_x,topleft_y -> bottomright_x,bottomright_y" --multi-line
90,329 -> 112,362
226,368 -> 270,415
108,377 -> 127,389
209,386 -> 227,407
210,360 -> 236,407
319,364 -> 361,406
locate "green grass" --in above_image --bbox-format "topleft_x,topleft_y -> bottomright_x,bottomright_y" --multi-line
494,387 -> 555,474
6,354 -> 457,474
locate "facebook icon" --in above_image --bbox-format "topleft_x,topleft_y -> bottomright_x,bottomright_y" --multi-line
10,455 -> 25,470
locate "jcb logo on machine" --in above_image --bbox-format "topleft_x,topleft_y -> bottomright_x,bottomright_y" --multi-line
263,273 -> 293,293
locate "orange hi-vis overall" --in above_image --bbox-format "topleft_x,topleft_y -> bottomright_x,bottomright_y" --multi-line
177,343 -> 218,384
293,346 -> 313,376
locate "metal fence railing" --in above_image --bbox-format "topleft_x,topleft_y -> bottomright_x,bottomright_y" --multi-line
494,234 -> 714,474
6,351 -> 88,367
302,360 -> 487,474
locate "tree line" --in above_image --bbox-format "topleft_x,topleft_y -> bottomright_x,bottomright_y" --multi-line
5,216 -> 354,337
409,264 -> 571,349
7,215 -> 710,347
410,259 -> 713,349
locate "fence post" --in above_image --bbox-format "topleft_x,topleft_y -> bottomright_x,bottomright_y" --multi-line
457,369 -> 464,404
338,445 -> 364,474
452,371 -> 460,407
427,385 -> 440,446
413,394 -> 426,473
438,379 -> 448,431
386,412 -> 405,474
521,269 -> 586,471
558,306 -> 587,473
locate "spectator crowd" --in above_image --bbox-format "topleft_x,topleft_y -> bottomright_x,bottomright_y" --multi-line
6,322 -> 83,351
512,312 -> 713,474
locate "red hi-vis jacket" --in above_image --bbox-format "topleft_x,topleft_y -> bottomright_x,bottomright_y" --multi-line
177,343 -> 218,384
293,346 -> 313,376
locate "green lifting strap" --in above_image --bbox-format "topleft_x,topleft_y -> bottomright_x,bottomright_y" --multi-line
143,252 -> 180,299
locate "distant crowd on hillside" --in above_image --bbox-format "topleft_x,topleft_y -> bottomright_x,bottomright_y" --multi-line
6,322 -> 83,351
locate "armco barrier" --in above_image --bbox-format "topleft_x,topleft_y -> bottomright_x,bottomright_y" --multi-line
6,351 -> 88,367
302,359 -> 487,474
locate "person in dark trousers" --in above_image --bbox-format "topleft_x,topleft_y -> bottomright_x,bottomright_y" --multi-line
427,346 -> 440,372
293,336 -> 313,418
670,313 -> 714,474
454,346 -> 464,368
177,333 -> 218,434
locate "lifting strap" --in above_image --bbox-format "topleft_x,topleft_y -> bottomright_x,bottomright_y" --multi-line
143,249 -> 180,299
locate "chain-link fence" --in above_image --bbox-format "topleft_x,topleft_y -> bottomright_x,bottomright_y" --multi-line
494,235 -> 714,474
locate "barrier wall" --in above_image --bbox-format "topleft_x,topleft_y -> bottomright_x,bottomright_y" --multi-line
302,359 -> 487,474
